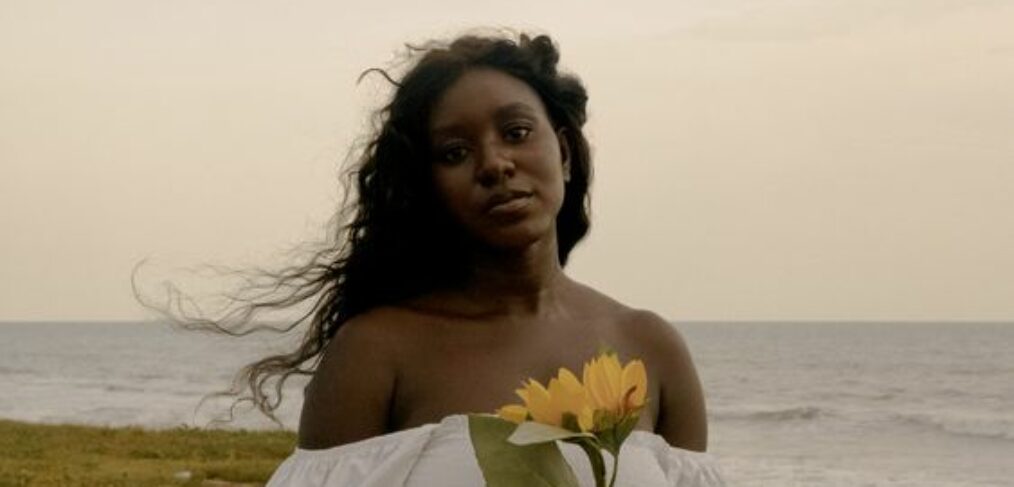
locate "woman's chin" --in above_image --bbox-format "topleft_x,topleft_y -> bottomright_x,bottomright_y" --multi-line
475,225 -> 557,255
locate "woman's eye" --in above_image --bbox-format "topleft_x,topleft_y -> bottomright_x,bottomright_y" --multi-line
440,146 -> 469,164
504,126 -> 532,142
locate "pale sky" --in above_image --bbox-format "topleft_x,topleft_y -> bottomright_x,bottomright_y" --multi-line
2,0 -> 1012,322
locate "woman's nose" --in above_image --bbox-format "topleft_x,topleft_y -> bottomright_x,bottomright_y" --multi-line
475,144 -> 515,187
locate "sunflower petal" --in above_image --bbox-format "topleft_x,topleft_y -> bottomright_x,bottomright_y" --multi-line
496,404 -> 529,424
621,360 -> 648,409
602,354 -> 624,407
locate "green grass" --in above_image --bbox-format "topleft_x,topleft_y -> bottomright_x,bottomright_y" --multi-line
0,419 -> 296,487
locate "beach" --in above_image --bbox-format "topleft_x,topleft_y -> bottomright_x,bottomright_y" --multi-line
2,321 -> 1013,486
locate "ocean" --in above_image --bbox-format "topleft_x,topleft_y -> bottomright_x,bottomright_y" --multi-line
2,321 -> 1012,486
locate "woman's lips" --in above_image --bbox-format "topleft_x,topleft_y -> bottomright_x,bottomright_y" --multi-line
485,192 -> 533,216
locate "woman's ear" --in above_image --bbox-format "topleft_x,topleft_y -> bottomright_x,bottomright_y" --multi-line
556,127 -> 571,182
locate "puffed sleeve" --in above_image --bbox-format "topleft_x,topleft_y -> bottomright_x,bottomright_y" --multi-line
266,424 -> 438,487
640,433 -> 728,486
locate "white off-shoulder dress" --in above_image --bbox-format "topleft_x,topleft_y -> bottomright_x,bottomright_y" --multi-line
267,415 -> 727,486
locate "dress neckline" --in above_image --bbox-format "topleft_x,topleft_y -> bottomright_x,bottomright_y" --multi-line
294,414 -> 712,459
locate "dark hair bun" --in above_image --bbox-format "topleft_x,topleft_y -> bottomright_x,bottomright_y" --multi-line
522,34 -> 560,76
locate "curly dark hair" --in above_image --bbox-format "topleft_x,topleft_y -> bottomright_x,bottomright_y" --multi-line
138,31 -> 593,424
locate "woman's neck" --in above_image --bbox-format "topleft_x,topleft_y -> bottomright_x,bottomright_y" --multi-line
460,234 -> 569,317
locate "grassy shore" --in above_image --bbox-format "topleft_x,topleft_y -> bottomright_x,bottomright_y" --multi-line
0,419 -> 296,487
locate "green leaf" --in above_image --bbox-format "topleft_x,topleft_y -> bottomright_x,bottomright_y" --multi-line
508,420 -> 593,446
468,415 -> 581,487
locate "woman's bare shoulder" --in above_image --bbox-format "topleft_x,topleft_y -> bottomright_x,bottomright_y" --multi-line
576,289 -> 696,384
610,310 -> 708,451
566,279 -> 677,339
333,305 -> 428,344
564,279 -> 637,317
619,308 -> 690,356
297,306 -> 420,449
567,281 -> 706,448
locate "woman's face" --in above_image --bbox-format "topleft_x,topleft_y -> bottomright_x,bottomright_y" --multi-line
428,68 -> 570,252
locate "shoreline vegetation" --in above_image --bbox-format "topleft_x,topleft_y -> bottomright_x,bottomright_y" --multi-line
0,419 -> 295,486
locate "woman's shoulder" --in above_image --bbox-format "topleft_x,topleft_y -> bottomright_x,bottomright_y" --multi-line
574,285 -> 697,392
567,279 -> 682,341
323,302 -> 465,372
568,281 -> 706,444
299,307 -> 420,449
330,304 -> 439,349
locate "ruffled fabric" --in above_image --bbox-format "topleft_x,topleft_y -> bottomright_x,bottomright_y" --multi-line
633,428 -> 728,487
267,415 -> 727,486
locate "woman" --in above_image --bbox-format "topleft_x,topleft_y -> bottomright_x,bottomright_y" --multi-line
214,32 -> 723,485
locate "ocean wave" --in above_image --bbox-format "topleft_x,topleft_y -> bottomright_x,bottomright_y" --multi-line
101,384 -> 149,393
715,405 -> 1014,441
891,412 -> 1014,441
814,389 -> 900,402
0,365 -> 37,376
713,405 -> 829,422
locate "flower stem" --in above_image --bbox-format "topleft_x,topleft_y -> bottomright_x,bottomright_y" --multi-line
573,440 -> 607,487
607,449 -> 619,487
